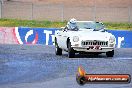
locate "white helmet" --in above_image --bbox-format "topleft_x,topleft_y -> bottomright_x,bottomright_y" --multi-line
69,18 -> 77,24
67,18 -> 77,30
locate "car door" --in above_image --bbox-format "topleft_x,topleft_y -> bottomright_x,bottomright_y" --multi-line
55,28 -> 65,48
56,30 -> 63,48
61,30 -> 68,49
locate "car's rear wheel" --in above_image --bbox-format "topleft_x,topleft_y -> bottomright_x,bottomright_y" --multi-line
55,39 -> 62,55
68,42 -> 75,58
106,50 -> 114,57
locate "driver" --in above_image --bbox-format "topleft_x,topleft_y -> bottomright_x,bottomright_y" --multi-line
65,18 -> 78,31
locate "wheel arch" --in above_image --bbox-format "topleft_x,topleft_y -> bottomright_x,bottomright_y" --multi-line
54,37 -> 57,45
67,37 -> 70,48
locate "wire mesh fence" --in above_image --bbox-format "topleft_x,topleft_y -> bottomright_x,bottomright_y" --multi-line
0,1 -> 131,22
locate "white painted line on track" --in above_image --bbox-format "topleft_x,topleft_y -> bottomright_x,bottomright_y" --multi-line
114,57 -> 132,60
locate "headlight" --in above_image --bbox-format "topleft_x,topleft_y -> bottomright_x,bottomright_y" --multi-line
73,36 -> 79,42
109,36 -> 115,43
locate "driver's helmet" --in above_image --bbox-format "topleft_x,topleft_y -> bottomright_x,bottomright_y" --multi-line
67,18 -> 77,30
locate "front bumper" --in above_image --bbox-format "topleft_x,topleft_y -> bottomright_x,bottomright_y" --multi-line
72,46 -> 114,53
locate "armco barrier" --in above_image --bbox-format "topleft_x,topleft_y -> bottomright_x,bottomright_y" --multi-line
0,27 -> 17,44
14,27 -> 58,45
0,27 -> 132,48
107,30 -> 132,48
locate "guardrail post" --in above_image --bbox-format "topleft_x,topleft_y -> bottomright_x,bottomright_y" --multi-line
0,0 -> 2,18
61,4 -> 64,22
31,3 -> 33,20
128,6 -> 131,23
93,0 -> 96,21
128,6 -> 131,30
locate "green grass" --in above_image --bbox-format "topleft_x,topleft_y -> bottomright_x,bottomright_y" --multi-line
0,19 -> 67,28
0,18 -> 132,30
104,22 -> 132,30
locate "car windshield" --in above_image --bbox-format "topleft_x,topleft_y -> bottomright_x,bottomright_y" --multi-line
76,21 -> 104,31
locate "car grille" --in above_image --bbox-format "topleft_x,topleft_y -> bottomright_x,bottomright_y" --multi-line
81,40 -> 108,47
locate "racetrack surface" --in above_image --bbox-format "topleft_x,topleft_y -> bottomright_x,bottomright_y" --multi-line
0,45 -> 132,88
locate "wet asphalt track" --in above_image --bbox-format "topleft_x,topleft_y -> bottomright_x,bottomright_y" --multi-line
0,44 -> 132,88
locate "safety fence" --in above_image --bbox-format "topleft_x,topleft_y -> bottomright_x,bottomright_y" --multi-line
0,27 -> 132,48
0,1 -> 132,22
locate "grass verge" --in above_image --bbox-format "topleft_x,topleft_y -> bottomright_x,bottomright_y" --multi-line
0,18 -> 132,30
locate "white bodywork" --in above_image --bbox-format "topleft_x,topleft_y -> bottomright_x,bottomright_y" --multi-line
55,21 -> 116,53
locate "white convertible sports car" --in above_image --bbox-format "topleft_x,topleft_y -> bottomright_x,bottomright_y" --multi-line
55,21 -> 116,58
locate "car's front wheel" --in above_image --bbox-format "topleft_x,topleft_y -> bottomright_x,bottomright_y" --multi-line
68,42 -> 75,58
55,40 -> 62,55
106,50 -> 114,57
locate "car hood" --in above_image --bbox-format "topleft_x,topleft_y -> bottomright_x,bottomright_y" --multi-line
69,30 -> 113,41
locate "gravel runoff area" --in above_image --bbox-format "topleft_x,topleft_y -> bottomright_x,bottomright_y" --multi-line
0,44 -> 132,88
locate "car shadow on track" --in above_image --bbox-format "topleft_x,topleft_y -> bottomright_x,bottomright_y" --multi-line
60,48 -> 132,59
61,53 -> 109,59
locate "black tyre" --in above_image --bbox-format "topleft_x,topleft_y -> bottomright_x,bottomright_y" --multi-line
106,50 -> 114,57
68,41 -> 75,58
55,39 -> 62,55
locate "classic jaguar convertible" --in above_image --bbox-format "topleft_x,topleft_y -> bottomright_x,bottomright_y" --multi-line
54,20 -> 116,58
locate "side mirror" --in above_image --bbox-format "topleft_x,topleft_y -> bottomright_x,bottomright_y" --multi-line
62,27 -> 68,32
63,29 -> 67,32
